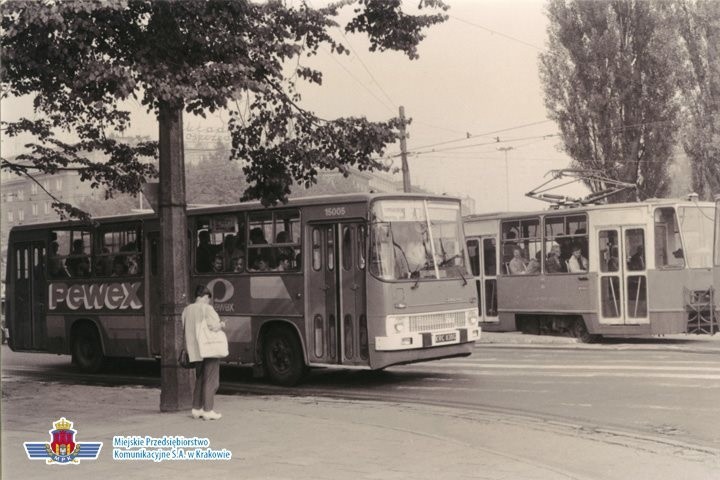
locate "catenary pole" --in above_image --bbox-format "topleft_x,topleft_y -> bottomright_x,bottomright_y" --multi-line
399,106 -> 411,193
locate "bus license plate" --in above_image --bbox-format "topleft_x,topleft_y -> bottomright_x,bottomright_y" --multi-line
435,333 -> 457,343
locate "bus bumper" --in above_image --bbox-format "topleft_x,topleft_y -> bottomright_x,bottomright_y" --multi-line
374,327 -> 481,351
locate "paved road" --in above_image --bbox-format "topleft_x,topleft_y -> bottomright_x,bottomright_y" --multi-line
3,341 -> 718,455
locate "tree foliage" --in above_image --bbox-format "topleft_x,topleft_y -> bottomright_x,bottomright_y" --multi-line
540,0 -> 680,202
1,0 -> 448,215
672,0 -> 720,200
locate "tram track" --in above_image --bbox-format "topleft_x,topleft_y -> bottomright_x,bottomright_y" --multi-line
5,363 -> 720,466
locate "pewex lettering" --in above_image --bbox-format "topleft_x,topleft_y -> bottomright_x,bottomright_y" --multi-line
49,282 -> 143,311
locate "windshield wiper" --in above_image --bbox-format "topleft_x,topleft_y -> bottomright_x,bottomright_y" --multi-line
410,267 -> 421,289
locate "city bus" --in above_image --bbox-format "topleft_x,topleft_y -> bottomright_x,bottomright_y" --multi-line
464,197 -> 714,341
5,193 -> 480,385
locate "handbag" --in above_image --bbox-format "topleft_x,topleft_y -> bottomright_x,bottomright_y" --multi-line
195,317 -> 229,359
178,347 -> 193,369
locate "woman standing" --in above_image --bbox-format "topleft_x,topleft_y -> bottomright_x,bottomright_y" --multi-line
183,285 -> 226,420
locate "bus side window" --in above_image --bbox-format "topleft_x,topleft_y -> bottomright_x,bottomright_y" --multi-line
358,225 -> 366,270
312,228 -> 322,271
99,226 -> 143,277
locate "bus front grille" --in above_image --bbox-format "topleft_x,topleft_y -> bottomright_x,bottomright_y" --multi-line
409,311 -> 466,332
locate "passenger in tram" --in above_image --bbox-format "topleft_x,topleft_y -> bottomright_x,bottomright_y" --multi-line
508,247 -> 527,274
65,239 -> 91,277
526,251 -> 541,274
546,243 -> 564,273
628,246 -> 645,271
567,244 -> 588,273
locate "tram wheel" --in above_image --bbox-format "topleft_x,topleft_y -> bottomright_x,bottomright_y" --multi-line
572,318 -> 601,344
72,324 -> 106,373
263,326 -> 306,386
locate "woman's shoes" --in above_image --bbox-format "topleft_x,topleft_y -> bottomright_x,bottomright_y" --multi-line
191,408 -> 202,419
201,410 -> 222,420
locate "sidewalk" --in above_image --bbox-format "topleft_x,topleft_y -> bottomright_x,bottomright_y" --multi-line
2,379 -> 719,480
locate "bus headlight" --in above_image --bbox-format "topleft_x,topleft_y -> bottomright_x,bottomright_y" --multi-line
387,315 -> 409,335
467,309 -> 479,326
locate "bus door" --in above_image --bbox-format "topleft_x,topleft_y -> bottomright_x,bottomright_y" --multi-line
146,232 -> 162,355
306,221 -> 367,365
11,242 -> 46,350
597,227 -> 648,324
466,236 -> 498,323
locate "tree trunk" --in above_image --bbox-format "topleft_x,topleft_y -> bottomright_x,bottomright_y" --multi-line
158,102 -> 193,412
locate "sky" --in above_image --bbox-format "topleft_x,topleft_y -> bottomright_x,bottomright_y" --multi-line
1,0 -> 591,214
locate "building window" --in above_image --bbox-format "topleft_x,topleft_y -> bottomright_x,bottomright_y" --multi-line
56,178 -> 62,191
32,203 -> 38,216
17,190 -> 24,200
18,210 -> 25,221
31,183 -> 38,194
8,211 -> 14,222
44,201 -> 51,214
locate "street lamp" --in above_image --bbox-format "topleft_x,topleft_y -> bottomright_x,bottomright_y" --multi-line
497,146 -> 513,210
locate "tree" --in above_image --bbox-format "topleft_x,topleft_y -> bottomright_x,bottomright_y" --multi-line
186,146 -> 249,205
672,0 -> 720,200
1,0 -> 448,209
540,0 -> 681,202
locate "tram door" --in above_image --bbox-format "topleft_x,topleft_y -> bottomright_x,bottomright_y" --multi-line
466,236 -> 499,323
10,242 -> 47,350
306,222 -> 367,365
597,227 -> 648,324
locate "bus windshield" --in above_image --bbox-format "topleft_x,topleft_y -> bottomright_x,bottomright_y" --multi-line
370,199 -> 467,281
677,206 -> 714,268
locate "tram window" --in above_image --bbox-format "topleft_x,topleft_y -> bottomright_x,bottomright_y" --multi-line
598,230 -> 619,273
501,219 -> 540,275
50,230 -> 91,278
483,238 -> 497,276
195,214 -> 246,273
654,208 -> 684,268
98,225 -> 142,277
466,239 -> 480,276
544,214 -> 588,274
626,229 -> 646,271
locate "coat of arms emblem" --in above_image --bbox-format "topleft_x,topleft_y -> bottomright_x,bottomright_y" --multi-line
24,417 -> 102,464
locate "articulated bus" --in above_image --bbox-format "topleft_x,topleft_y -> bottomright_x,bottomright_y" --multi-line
464,198 -> 714,341
6,193 -> 480,385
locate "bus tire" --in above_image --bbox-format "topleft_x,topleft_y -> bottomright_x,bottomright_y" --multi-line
572,318 -> 600,344
72,324 -> 106,373
262,326 -> 306,386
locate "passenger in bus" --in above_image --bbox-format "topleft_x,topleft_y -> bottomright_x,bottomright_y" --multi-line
231,254 -> 245,273
567,244 -> 588,273
628,246 -> 645,271
275,253 -> 292,272
222,234 -> 240,270
250,227 -> 268,245
211,254 -> 225,273
127,255 -> 141,275
508,247 -> 527,274
48,241 -> 68,278
250,257 -> 270,272
95,248 -> 113,276
196,231 -> 214,273
546,243 -> 564,273
65,239 -> 91,277
111,256 -> 128,276
526,251 -> 541,274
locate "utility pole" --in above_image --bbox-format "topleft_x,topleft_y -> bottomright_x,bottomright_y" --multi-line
158,102 -> 193,412
498,146 -> 513,211
399,106 -> 411,193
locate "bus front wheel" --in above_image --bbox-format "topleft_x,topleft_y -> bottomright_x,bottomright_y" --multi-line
72,324 -> 106,373
263,326 -> 306,386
